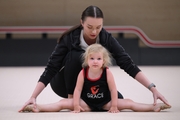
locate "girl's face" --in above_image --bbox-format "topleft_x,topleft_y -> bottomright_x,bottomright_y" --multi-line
81,17 -> 103,40
87,52 -> 104,69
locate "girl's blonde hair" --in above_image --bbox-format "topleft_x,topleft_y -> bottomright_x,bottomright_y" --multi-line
82,44 -> 112,68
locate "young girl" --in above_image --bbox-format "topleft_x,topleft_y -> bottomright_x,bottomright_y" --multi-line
20,44 -> 171,113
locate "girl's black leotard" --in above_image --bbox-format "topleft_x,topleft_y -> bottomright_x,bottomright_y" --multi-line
81,67 -> 111,111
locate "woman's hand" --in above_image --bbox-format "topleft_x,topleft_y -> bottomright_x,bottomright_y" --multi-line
18,97 -> 36,112
134,72 -> 171,106
151,87 -> 171,106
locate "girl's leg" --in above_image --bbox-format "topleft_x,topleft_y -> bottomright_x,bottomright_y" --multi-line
79,99 -> 91,112
103,99 -> 171,112
22,99 -> 91,112
23,99 -> 74,112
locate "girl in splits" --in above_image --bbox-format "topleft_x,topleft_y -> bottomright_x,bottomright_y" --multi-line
20,44 -> 171,113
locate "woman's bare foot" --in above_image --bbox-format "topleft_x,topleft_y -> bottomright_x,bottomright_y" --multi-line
22,104 -> 40,112
153,103 -> 171,112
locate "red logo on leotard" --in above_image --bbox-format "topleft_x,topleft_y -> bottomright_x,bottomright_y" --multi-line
90,85 -> 99,95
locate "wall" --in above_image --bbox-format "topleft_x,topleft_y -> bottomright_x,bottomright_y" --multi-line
0,0 -> 180,41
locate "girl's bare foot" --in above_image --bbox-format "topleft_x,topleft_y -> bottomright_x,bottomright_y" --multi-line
22,104 -> 40,112
154,103 -> 171,112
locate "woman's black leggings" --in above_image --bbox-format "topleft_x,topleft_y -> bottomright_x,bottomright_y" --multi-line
50,50 -> 124,99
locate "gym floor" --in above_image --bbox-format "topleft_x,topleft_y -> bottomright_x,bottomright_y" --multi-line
0,66 -> 179,120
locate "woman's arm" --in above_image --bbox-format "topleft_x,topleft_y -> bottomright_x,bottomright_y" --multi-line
107,35 -> 170,106
106,68 -> 119,113
39,37 -> 69,86
135,71 -> 170,106
30,82 -> 46,99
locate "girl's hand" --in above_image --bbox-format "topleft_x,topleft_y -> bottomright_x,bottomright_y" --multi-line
18,97 -> 36,112
108,106 -> 119,113
72,105 -> 85,113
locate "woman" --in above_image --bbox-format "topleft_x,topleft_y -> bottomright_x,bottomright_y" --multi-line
19,5 -> 170,112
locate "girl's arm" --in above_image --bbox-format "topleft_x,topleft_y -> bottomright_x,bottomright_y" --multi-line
106,68 -> 119,113
73,70 -> 85,113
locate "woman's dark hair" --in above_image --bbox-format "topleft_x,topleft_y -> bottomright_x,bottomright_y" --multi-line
57,5 -> 103,43
81,5 -> 104,22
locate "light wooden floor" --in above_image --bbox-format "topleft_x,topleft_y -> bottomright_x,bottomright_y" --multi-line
0,66 -> 179,120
